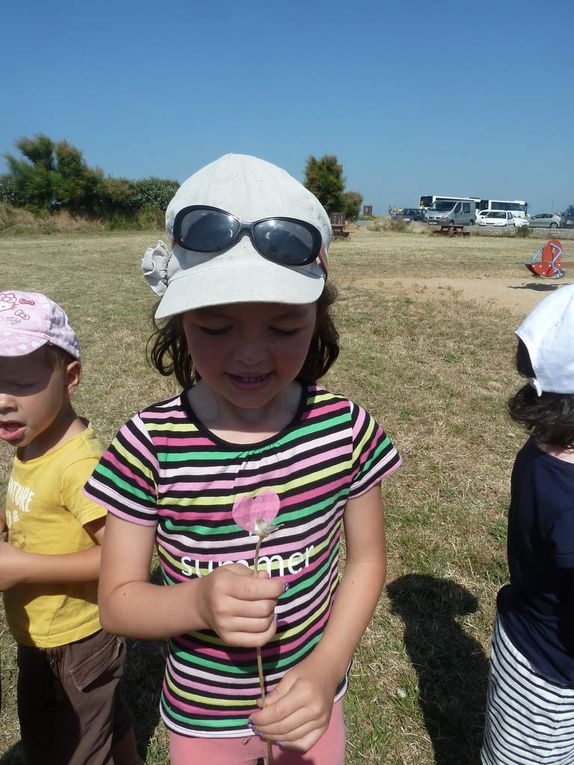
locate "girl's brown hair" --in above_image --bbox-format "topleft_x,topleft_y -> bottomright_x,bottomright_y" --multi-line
148,282 -> 340,389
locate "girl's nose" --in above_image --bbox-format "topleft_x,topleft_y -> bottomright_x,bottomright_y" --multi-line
232,334 -> 268,366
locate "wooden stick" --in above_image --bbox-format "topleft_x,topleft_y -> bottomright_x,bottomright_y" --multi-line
254,538 -> 274,765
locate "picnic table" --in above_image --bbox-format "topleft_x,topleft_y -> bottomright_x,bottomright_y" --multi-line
431,224 -> 470,238
331,224 -> 350,239
330,213 -> 351,239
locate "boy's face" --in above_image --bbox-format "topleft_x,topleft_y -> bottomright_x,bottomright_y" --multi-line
0,350 -> 80,454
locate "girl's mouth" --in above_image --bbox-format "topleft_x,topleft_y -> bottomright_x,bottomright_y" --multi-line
228,372 -> 271,390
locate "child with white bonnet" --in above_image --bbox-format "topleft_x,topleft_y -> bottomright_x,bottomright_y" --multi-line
482,284 -> 574,764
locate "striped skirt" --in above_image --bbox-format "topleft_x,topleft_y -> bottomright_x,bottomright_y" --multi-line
481,615 -> 574,765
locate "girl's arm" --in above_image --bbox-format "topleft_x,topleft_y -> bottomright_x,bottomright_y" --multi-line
98,514 -> 285,643
250,483 -> 387,752
0,517 -> 105,590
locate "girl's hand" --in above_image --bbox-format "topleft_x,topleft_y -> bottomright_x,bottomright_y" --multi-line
196,564 -> 284,647
248,653 -> 340,752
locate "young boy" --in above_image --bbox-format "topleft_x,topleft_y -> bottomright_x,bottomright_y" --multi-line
0,290 -> 141,765
482,284 -> 574,764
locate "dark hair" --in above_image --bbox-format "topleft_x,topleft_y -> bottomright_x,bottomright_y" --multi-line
39,344 -> 78,371
507,339 -> 574,448
148,282 -> 340,389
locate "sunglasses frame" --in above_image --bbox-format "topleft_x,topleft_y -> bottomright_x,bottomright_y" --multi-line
172,205 -> 326,270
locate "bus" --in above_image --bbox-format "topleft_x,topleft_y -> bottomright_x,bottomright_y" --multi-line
477,198 -> 529,215
419,194 -> 481,209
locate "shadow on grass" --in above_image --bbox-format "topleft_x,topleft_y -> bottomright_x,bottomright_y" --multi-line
123,637 -> 165,761
387,574 -> 489,765
122,567 -> 166,761
0,743 -> 21,765
509,282 -> 562,292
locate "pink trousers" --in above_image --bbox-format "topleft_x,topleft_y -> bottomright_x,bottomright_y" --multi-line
169,700 -> 345,765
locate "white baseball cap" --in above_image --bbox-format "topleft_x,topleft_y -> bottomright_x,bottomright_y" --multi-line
516,284 -> 574,395
142,154 -> 331,319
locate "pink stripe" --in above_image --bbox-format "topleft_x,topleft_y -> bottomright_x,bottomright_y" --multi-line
106,451 -> 154,493
168,668 -> 258,697
121,423 -> 156,467
304,400 -> 348,419
279,476 -> 348,510
153,436 -> 215,448
145,409 -> 188,420
162,685 -> 255,717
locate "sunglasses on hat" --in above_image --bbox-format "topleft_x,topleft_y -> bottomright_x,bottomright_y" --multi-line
172,206 -> 327,274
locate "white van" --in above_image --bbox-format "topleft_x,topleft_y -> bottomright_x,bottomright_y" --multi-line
425,199 -> 476,226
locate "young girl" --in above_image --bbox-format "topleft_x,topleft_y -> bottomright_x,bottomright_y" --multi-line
481,285 -> 574,764
85,154 -> 401,765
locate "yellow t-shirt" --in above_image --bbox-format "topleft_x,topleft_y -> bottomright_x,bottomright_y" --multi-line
3,424 -> 106,647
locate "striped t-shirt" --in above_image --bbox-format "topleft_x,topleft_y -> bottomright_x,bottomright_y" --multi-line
85,385 -> 400,738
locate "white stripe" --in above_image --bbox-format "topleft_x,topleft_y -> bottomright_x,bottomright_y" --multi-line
481,616 -> 574,765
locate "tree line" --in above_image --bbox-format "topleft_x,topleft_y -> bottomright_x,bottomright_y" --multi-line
0,134 -> 363,224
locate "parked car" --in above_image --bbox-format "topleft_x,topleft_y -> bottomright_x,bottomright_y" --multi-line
476,210 -> 491,221
478,211 -> 529,228
424,200 -> 476,226
560,205 -> 574,228
528,213 -> 561,229
392,207 -> 426,222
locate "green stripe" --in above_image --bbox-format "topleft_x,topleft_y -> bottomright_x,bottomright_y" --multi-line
95,464 -> 154,502
161,698 -> 248,729
156,413 -> 350,463
359,436 -> 393,476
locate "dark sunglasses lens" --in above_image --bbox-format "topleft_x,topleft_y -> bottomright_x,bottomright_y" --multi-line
178,209 -> 238,252
253,220 -> 319,265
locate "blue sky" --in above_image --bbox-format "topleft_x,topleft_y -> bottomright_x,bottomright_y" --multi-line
1,0 -> 571,215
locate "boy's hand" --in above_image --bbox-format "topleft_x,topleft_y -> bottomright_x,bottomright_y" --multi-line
195,564 -> 284,647
249,653 -> 340,752
0,540 -> 28,591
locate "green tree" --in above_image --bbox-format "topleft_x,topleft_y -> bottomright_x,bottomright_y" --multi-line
342,191 -> 363,222
304,155 -> 345,214
132,177 -> 180,211
4,134 -> 103,213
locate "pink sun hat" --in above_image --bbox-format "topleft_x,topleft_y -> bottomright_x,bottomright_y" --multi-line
0,290 -> 80,359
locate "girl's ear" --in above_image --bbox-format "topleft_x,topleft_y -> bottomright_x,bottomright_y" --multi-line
64,360 -> 82,394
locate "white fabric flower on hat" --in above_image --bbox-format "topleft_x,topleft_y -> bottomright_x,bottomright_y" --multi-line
141,241 -> 171,296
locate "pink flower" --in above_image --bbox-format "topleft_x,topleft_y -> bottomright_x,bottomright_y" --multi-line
232,492 -> 281,538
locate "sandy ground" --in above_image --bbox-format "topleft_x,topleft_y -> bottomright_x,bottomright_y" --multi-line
353,274 -> 574,316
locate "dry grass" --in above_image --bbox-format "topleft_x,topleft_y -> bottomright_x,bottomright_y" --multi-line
0,228 -> 537,764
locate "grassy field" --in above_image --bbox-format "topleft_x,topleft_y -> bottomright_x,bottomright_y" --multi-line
0,228 -> 553,764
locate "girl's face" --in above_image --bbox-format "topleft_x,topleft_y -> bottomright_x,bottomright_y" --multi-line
181,302 -> 317,418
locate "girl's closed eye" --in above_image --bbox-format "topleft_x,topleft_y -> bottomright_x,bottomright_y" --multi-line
197,325 -> 232,337
270,326 -> 301,337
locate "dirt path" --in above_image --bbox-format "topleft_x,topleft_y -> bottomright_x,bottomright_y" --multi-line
352,274 -> 574,316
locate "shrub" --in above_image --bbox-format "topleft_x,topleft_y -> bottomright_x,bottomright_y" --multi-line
132,178 -> 179,211
0,175 -> 16,204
